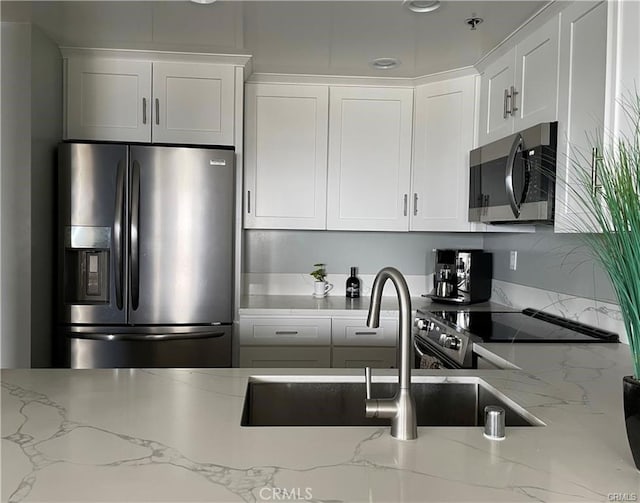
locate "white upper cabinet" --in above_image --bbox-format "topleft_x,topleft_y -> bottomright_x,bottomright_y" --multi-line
478,16 -> 560,146
152,62 -> 235,145
244,84 -> 329,229
65,58 -> 152,142
555,1 -> 608,233
479,50 -> 515,145
65,54 -> 237,145
327,86 -> 413,231
410,76 -> 476,231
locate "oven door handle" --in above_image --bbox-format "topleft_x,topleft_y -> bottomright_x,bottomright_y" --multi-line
505,133 -> 524,219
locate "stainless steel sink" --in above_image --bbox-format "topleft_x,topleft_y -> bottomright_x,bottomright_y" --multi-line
241,376 -> 543,427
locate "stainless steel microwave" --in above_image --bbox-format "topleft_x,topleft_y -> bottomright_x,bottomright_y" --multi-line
469,122 -> 557,224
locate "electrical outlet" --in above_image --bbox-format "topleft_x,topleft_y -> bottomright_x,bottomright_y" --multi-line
509,250 -> 518,271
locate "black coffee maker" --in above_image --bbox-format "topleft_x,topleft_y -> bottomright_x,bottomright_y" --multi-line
428,249 -> 492,304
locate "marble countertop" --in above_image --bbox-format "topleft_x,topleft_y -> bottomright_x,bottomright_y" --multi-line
239,295 -> 519,317
3,341 -> 640,502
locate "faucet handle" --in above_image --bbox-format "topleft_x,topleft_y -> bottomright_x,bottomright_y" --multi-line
365,367 -> 372,400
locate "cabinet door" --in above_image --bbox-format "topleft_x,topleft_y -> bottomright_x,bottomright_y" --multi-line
331,317 -> 397,346
331,347 -> 397,369
327,87 -> 413,231
65,58 -> 151,142
555,1 -> 607,232
244,84 -> 328,229
513,16 -> 560,131
152,62 -> 235,145
239,316 -> 331,346
411,77 -> 476,231
239,346 -> 331,368
478,49 -> 515,145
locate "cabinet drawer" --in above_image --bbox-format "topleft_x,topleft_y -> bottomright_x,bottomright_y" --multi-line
331,317 -> 397,347
239,346 -> 330,368
331,347 -> 397,368
239,317 -> 331,346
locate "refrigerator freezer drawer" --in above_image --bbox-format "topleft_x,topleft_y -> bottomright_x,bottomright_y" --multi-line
63,326 -> 231,368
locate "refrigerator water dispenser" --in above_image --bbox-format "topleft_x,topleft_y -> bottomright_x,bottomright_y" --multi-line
64,226 -> 111,304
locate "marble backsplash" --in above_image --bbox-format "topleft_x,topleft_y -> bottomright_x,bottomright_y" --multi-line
491,279 -> 628,344
242,272 -> 435,298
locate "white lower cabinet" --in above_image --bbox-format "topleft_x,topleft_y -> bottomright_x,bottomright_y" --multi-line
239,346 -> 331,368
331,347 -> 397,369
331,317 -> 397,368
239,316 -> 332,368
238,314 -> 399,368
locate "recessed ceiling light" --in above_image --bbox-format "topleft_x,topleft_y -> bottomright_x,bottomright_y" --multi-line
189,0 -> 217,4
370,57 -> 401,70
403,0 -> 441,14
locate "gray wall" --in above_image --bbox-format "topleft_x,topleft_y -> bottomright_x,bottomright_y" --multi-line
1,22 -> 32,367
245,228 -> 617,304
483,228 -> 616,303
30,26 -> 61,367
0,23 -> 61,368
244,230 -> 484,275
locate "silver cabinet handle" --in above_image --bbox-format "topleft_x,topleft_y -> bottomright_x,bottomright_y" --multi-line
503,89 -> 510,119
275,331 -> 298,335
403,194 -> 408,216
510,86 -> 519,114
247,190 -> 251,213
142,98 -> 147,125
155,98 -> 160,125
114,160 -> 125,310
131,161 -> 141,310
591,147 -> 603,195
354,331 -> 378,336
413,193 -> 418,216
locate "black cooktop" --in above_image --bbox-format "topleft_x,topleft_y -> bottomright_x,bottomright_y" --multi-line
428,308 -> 619,343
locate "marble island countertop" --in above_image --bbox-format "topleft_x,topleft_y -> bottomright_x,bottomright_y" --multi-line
3,342 -> 640,503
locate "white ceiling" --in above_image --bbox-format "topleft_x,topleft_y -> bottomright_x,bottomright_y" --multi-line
2,1 -> 549,77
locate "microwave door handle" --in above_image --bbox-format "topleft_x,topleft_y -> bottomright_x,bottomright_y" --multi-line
518,155 -> 532,211
505,133 -> 523,218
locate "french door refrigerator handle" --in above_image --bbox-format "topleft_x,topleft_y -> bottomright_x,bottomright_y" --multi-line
69,331 -> 227,342
505,133 -> 524,218
131,160 -> 141,310
114,159 -> 126,310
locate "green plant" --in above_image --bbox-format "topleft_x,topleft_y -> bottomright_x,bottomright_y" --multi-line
310,263 -> 327,282
566,93 -> 640,378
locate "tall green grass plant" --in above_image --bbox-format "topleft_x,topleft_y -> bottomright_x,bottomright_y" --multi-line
566,94 -> 640,378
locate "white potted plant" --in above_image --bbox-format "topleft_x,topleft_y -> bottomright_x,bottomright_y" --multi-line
310,263 -> 333,298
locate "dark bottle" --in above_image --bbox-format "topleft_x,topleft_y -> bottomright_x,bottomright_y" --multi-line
346,266 -> 360,298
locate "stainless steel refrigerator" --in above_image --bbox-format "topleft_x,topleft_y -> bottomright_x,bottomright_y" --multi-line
57,143 -> 234,368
